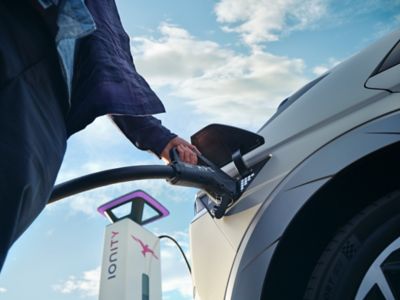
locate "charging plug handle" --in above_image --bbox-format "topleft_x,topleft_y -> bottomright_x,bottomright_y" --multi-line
167,148 -> 238,213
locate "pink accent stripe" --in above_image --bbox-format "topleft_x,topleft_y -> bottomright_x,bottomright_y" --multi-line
97,190 -> 169,218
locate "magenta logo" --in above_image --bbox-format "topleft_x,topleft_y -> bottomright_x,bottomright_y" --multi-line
131,235 -> 159,260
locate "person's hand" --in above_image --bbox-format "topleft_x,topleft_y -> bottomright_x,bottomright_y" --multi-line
161,136 -> 198,164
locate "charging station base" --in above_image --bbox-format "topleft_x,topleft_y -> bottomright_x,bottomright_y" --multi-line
99,218 -> 161,300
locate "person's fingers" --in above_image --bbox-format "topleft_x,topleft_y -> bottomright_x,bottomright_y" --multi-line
183,140 -> 197,151
183,146 -> 191,163
180,145 -> 190,163
190,150 -> 198,164
177,144 -> 185,161
177,144 -> 198,164
189,148 -> 198,164
189,144 -> 200,154
161,137 -> 199,164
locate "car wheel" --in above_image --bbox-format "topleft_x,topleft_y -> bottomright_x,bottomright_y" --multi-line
304,190 -> 400,300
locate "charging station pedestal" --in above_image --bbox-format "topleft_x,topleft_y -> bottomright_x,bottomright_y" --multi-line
97,190 -> 169,300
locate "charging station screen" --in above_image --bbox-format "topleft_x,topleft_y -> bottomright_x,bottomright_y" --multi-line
142,273 -> 149,300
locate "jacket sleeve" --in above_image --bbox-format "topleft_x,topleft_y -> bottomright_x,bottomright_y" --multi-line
111,115 -> 177,157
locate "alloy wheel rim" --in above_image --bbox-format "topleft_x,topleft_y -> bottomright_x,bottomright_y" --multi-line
355,236 -> 400,300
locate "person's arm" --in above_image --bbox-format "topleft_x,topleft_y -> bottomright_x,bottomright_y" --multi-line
111,115 -> 198,164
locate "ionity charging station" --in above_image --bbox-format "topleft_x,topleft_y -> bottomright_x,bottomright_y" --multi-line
97,190 -> 169,300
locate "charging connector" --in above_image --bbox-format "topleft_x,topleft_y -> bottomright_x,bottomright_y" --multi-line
50,148 -> 265,219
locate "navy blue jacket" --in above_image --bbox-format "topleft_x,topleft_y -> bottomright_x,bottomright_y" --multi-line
67,0 -> 176,155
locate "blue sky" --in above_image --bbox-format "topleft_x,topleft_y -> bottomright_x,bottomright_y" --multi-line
1,1 -> 400,299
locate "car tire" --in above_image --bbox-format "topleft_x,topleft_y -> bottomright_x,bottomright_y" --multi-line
304,190 -> 400,300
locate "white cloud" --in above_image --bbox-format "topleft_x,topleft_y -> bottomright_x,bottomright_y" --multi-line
132,23 -> 233,87
56,158 -> 129,184
53,267 -> 100,298
213,0 -> 400,48
312,65 -> 329,76
61,116 -> 161,169
214,0 -> 327,46
65,189 -> 113,216
78,116 -> 120,144
162,274 -> 192,299
132,23 -> 309,129
0,287 -> 7,293
312,58 -> 341,76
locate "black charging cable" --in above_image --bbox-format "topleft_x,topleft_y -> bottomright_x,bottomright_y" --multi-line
49,148 -> 241,218
158,235 -> 192,274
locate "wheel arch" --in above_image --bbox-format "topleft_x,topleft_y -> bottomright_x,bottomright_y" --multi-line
227,110 -> 400,300
261,140 -> 400,299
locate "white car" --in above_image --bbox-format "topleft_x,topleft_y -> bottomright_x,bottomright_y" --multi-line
189,28 -> 400,300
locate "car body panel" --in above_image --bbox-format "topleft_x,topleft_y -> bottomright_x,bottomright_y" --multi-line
228,110 -> 400,299
227,241 -> 278,300
190,210 -> 236,300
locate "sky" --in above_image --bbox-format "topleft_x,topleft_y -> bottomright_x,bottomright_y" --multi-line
1,1 -> 400,299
